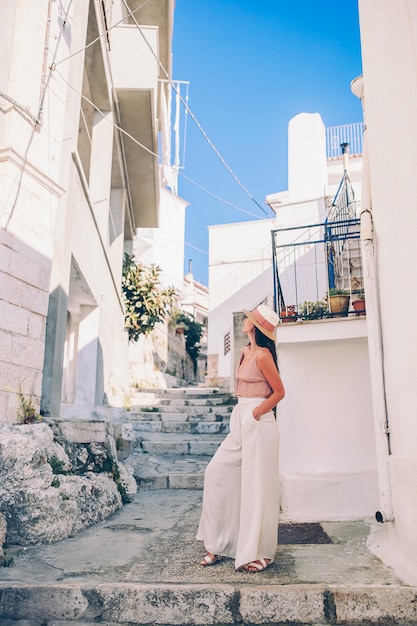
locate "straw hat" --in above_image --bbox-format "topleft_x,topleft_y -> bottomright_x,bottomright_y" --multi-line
243,304 -> 279,341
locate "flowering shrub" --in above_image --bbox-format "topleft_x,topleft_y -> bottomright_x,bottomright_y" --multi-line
121,254 -> 177,342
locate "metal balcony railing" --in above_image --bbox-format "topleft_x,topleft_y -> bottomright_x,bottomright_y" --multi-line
326,123 -> 364,159
272,217 -> 365,322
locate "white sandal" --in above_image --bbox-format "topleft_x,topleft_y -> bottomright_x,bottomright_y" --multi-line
241,558 -> 272,572
200,553 -> 222,566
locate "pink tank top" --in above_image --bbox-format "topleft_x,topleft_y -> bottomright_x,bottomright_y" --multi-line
235,348 -> 272,398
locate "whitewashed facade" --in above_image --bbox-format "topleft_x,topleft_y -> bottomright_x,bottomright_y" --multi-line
354,0 -> 417,583
206,112 -> 377,521
0,0 -> 181,422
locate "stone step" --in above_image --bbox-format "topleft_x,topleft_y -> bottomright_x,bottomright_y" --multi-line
130,394 -> 236,408
127,406 -> 233,421
2,582 -> 417,625
126,453 -> 210,489
120,389 -> 234,490
133,432 -> 225,457
121,420 -> 230,435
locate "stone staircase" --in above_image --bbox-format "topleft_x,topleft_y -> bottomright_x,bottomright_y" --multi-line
116,388 -> 236,490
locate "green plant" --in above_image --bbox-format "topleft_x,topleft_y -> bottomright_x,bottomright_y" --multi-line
121,254 -> 177,342
48,454 -> 67,475
327,287 -> 349,297
299,300 -> 328,319
17,393 -> 42,424
353,289 -> 365,300
51,476 -> 61,488
60,492 -> 70,501
170,310 -> 204,368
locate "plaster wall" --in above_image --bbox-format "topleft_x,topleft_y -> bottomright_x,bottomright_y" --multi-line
134,186 -> 187,290
358,0 -> 417,569
209,219 -> 275,289
55,163 -> 129,416
277,322 -> 378,520
288,113 -> 328,202
0,0 -> 80,422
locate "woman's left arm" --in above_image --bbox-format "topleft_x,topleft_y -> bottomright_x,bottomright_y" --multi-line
252,350 -> 285,420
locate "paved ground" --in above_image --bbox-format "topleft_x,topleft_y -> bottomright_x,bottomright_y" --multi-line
2,489 -> 417,625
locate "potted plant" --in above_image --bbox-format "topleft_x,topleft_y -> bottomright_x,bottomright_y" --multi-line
326,288 -> 350,316
280,304 -> 298,322
299,300 -> 328,320
352,289 -> 366,315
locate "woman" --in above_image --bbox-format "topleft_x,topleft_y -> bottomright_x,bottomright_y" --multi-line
197,304 -> 285,572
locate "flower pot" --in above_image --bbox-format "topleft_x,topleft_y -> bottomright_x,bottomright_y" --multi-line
328,294 -> 350,316
280,309 -> 298,323
352,298 -> 366,315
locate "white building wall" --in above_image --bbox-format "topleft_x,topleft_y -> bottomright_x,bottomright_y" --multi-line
134,186 -> 187,290
357,0 -> 417,579
288,113 -> 328,202
277,320 -> 378,520
206,111 -> 376,520
1,0 -> 178,421
0,0 -> 83,421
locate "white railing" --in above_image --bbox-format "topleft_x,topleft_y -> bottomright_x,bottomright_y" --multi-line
326,122 -> 364,159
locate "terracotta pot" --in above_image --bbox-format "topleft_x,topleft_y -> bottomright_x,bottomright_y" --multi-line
280,310 -> 298,323
352,298 -> 366,315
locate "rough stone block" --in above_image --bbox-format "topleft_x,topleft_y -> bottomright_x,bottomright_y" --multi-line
142,441 -> 188,455
20,282 -> 49,316
0,247 -> 10,273
0,272 -> 23,307
0,330 -> 12,362
10,248 -> 43,287
0,584 -> 88,621
27,311 -> 45,341
137,475 -> 168,489
331,584 -> 417,624
56,420 -> 108,444
0,299 -> 28,335
10,334 -> 44,370
189,441 -> 221,456
0,361 -> 33,394
169,473 -> 204,489
239,585 -> 326,624
96,583 -> 237,625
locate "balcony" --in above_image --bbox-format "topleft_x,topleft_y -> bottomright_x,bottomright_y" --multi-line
272,216 -> 366,324
110,24 -> 160,228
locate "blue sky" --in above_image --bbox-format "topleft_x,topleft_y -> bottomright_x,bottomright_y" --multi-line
172,0 -> 363,286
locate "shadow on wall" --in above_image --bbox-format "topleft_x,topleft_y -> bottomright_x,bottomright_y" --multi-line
0,228 -> 52,424
41,284 -> 107,417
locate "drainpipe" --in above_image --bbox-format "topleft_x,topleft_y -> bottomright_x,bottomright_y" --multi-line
351,75 -> 394,523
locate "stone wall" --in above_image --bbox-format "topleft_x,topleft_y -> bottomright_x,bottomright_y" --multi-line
129,322 -> 196,390
0,230 -> 51,423
0,420 -> 136,546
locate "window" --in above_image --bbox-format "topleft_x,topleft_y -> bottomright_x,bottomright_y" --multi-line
224,331 -> 231,355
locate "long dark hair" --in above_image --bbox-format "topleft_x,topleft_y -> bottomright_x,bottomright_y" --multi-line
254,327 -> 279,370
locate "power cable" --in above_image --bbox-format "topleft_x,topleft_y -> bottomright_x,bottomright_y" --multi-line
52,0 -> 271,219
53,67 -> 266,222
119,0 -> 271,218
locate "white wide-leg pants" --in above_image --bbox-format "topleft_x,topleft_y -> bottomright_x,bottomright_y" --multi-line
196,397 -> 280,570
